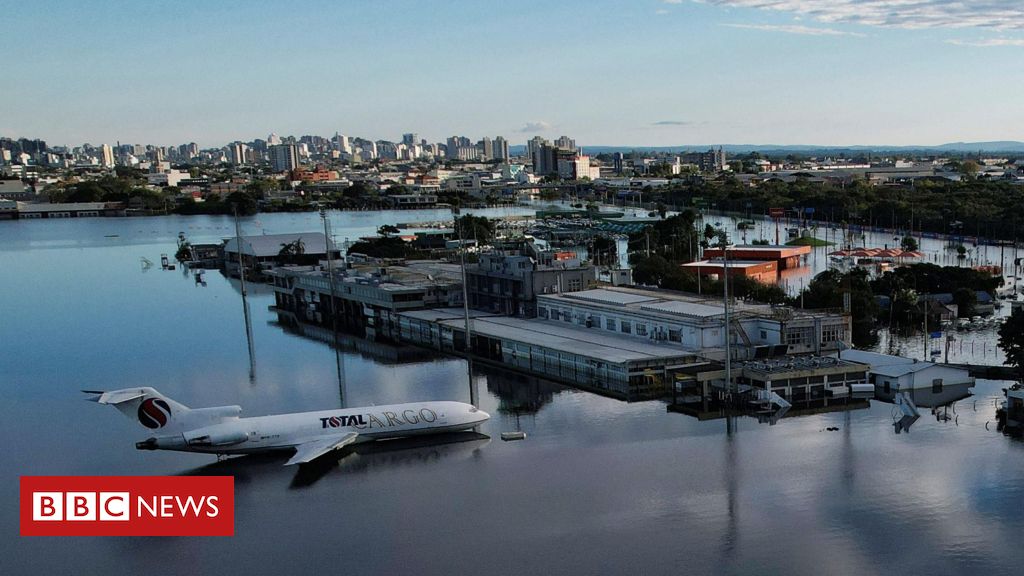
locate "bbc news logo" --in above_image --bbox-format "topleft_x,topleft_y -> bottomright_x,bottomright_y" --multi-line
20,476 -> 234,536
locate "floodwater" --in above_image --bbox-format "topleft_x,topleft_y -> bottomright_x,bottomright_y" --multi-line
694,211 -> 1023,295
2,211 -> 1024,576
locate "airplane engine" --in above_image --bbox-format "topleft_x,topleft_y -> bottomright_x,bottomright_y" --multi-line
184,426 -> 248,447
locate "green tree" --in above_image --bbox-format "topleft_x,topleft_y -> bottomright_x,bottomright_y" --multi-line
952,287 -> 976,319
999,308 -> 1024,382
64,181 -> 105,203
455,214 -> 495,243
342,181 -> 374,198
226,192 -> 258,215
378,224 -> 400,238
246,179 -> 279,198
800,268 -> 879,347
900,236 -> 919,252
630,254 -> 679,287
277,238 -> 306,265
959,160 -> 979,179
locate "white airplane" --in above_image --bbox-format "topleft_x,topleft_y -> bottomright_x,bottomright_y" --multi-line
86,387 -> 490,466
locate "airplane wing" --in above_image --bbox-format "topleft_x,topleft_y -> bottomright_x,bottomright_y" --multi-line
284,432 -> 359,466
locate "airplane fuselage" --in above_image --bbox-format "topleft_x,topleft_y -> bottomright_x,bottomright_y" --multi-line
138,401 -> 488,455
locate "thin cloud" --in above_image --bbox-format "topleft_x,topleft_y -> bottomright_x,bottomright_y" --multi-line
724,23 -> 865,36
705,1 -> 1024,31
947,38 -> 1024,47
652,120 -> 694,126
517,121 -> 552,133
662,0 -> 684,4
656,9 -> 670,14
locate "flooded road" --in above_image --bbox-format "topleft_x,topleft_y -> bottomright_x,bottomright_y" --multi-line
2,212 -> 1023,576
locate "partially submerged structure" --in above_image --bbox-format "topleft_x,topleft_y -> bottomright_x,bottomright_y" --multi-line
839,349 -> 974,407
223,232 -> 340,278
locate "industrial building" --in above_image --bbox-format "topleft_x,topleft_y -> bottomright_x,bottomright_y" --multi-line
397,308 -> 710,400
702,244 -> 811,270
270,260 -> 464,339
681,259 -> 779,283
535,286 -> 850,360
14,202 -> 127,218
466,245 -> 597,317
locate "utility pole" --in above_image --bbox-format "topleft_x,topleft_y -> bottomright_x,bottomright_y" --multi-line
923,301 -> 928,362
322,207 -> 345,407
458,218 -> 473,355
233,204 -> 255,383
720,231 -> 732,399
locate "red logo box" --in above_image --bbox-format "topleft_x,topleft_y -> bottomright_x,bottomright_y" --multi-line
20,476 -> 234,536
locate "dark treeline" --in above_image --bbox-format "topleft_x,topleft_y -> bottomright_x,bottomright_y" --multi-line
646,177 -> 1024,241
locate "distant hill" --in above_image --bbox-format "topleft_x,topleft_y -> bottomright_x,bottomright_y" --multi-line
509,141 -> 1024,156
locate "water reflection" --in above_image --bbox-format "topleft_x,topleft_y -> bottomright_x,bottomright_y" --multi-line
182,431 -> 490,489
5,214 -> 1024,576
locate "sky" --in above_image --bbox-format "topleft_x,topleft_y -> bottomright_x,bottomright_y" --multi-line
2,0 -> 1023,149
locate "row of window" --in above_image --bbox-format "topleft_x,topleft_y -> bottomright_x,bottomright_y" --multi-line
538,306 -> 683,342
785,325 -> 847,346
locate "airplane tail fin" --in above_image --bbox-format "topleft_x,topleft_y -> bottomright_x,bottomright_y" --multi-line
85,387 -> 191,433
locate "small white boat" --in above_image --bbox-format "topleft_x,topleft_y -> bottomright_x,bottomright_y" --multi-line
501,431 -> 526,441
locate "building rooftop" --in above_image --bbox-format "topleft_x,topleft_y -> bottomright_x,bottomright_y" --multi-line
839,349 -> 917,368
682,260 -> 775,269
704,244 -> 811,256
539,286 -> 839,323
18,202 -> 108,212
277,260 -> 462,292
871,362 -> 937,377
741,355 -> 863,375
638,300 -> 724,318
400,308 -> 703,365
563,289 -> 659,306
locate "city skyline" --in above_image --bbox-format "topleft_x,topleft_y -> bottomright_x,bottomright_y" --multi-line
3,0 -> 1023,147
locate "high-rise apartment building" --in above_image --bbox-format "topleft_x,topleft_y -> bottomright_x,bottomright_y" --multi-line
269,143 -> 299,173
100,144 -> 114,168
494,136 -> 509,161
554,135 -> 576,152
229,142 -> 248,165
527,137 -> 549,170
335,133 -> 351,154
682,147 -> 726,173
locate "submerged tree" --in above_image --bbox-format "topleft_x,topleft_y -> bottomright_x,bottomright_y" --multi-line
377,224 -> 400,238
800,268 -> 879,347
999,309 -> 1024,383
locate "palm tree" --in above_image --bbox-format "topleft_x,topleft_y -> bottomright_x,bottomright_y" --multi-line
278,238 -> 306,265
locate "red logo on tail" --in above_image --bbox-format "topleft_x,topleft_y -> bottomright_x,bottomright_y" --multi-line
138,398 -> 171,429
